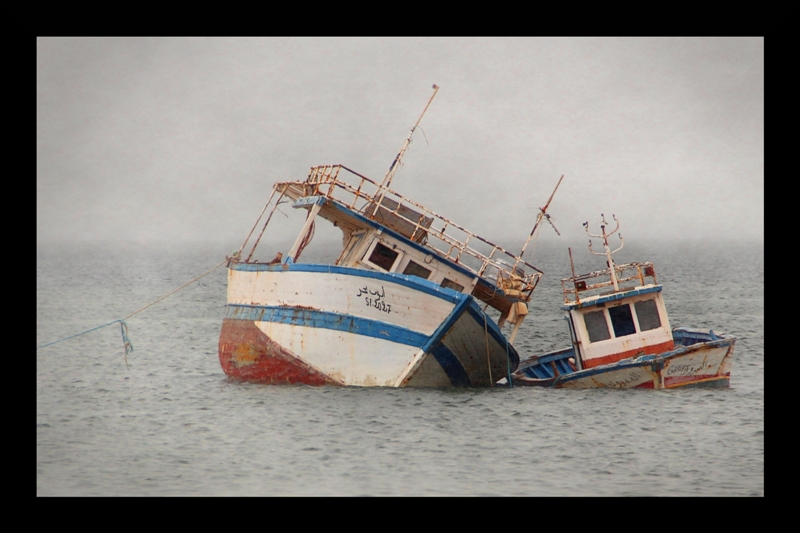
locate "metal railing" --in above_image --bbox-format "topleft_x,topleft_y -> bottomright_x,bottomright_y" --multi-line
276,164 -> 544,292
561,261 -> 657,305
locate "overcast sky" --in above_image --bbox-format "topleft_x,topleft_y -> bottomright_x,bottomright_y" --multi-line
37,37 -> 763,250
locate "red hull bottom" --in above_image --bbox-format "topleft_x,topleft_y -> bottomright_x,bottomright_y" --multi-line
218,319 -> 342,385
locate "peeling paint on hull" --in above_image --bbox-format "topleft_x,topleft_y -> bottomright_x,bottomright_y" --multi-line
219,318 -> 342,385
513,336 -> 734,390
218,263 -> 520,387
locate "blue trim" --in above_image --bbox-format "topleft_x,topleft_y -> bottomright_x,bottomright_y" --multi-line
563,285 -> 663,310
516,331 -> 735,386
467,300 -> 519,362
672,327 -> 735,345
430,343 -> 471,387
552,338 -> 734,386
419,295 -> 472,386
421,295 -> 472,354
225,304 -> 430,347
550,357 -> 651,386
518,346 -> 574,372
464,300 -> 520,369
230,261 -> 465,304
417,295 -> 521,384
323,200 -> 509,295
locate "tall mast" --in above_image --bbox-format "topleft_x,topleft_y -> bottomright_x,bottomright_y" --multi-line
371,84 -> 439,217
584,214 -> 624,291
517,175 -> 563,263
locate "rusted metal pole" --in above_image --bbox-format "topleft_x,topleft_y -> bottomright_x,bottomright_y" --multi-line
569,247 -> 580,306
585,214 -> 623,292
518,174 -> 564,261
372,84 -> 440,217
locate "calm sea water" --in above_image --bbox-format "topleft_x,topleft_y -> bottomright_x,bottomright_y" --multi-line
36,239 -> 763,496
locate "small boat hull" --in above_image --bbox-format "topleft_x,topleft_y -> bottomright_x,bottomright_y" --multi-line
219,262 -> 519,387
512,329 -> 734,389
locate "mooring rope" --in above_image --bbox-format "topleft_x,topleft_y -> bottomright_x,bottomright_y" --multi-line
481,304 -> 513,388
238,187 -> 278,256
246,188 -> 287,262
506,337 -> 513,388
36,259 -> 227,366
483,311 -> 493,385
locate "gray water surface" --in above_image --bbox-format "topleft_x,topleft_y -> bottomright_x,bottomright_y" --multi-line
36,240 -> 764,496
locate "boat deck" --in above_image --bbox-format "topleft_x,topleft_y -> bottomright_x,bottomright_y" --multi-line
274,164 -> 544,299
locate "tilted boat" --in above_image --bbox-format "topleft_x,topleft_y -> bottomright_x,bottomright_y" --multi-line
219,85 -> 553,387
511,215 -> 736,389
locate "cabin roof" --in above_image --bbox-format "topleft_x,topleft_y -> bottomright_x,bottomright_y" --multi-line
560,261 -> 658,307
269,164 -> 544,314
287,195 -> 509,296
562,284 -> 662,310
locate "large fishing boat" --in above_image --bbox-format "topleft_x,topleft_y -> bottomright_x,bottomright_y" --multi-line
219,85 -> 557,387
511,215 -> 736,389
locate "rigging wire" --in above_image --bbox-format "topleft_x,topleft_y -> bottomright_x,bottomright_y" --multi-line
37,259 -> 227,367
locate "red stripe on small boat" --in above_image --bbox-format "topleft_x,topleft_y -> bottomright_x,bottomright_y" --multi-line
218,318 -> 343,385
581,340 -> 676,369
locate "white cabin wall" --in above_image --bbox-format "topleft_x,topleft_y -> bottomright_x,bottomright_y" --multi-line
347,232 -> 473,294
571,291 -> 674,364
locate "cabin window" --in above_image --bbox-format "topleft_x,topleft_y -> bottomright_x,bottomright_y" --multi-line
634,299 -> 662,331
365,242 -> 400,272
402,260 -> 432,280
441,278 -> 465,292
584,310 -> 611,342
608,304 -> 637,337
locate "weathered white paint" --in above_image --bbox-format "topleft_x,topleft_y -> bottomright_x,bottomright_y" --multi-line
558,365 -> 657,389
392,348 -> 430,387
228,269 -> 456,336
440,310 -> 512,385
573,290 -> 673,363
254,321 -> 422,387
342,232 -> 476,295
558,344 -> 731,389
661,344 -> 731,382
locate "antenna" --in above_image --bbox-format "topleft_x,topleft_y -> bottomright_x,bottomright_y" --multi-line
517,175 -> 564,262
371,84 -> 440,217
583,214 -> 624,291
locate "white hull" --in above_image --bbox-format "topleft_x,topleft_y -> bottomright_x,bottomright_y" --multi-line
219,263 -> 519,387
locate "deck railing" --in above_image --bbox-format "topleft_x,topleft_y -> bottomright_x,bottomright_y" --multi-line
278,164 -> 544,292
561,262 -> 657,305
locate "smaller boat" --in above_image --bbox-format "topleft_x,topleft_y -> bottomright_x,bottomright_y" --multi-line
511,215 -> 735,389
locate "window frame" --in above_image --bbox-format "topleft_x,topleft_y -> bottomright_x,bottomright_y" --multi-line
361,239 -> 405,273
579,297 -> 665,344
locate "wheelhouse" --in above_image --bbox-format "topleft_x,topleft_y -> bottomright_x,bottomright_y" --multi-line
562,262 -> 674,369
239,164 -> 544,341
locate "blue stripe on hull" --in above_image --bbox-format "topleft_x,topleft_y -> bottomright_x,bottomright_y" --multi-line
464,300 -> 520,370
430,343 -> 471,387
421,295 -> 472,354
225,304 -> 430,347
226,271 -> 517,387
